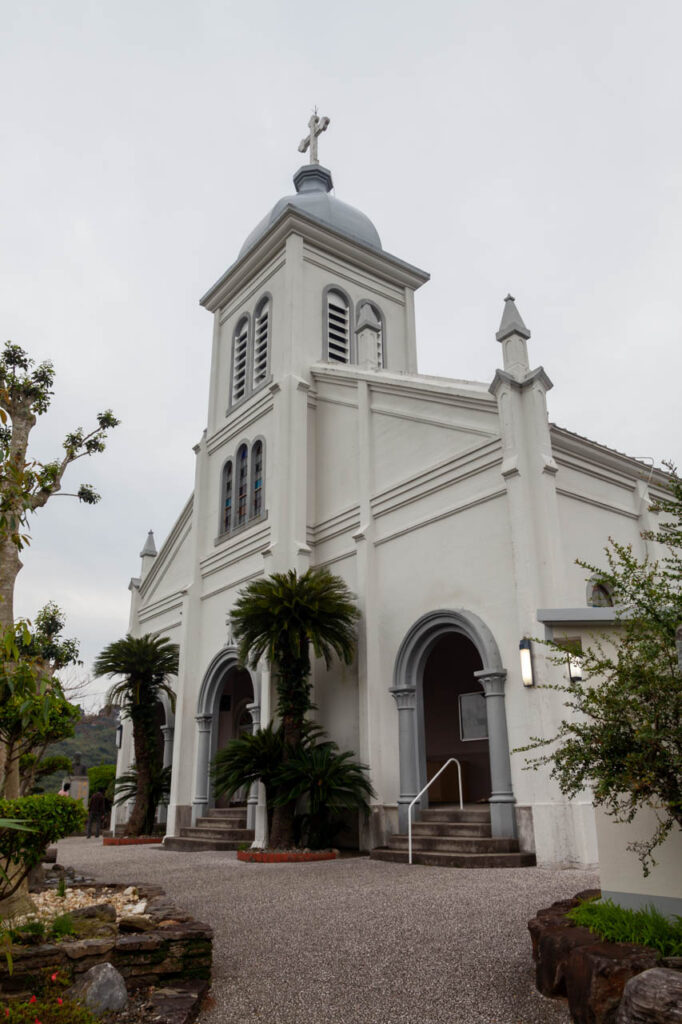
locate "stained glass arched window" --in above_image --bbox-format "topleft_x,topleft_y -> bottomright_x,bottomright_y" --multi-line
221,460 -> 233,534
251,440 -> 264,518
236,444 -> 249,527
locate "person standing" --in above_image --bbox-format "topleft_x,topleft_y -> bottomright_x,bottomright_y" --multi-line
58,781 -> 71,797
86,788 -> 106,839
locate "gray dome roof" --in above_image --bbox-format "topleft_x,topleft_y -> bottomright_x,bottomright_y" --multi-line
238,164 -> 382,258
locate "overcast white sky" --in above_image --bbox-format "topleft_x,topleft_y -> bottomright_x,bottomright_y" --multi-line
2,1 -> 681,708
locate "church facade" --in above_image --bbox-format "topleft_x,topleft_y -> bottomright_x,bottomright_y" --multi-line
113,128 -> 666,866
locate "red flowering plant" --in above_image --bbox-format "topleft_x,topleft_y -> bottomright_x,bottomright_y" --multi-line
2,972 -> 98,1023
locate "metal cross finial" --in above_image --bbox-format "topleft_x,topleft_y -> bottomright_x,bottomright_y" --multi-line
298,110 -> 330,165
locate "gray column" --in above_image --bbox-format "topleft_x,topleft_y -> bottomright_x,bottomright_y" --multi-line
192,714 -> 213,826
157,725 -> 174,826
390,686 -> 419,833
245,702 -> 260,831
475,668 -> 516,837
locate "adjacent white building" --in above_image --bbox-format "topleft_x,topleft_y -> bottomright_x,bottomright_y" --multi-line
113,128 -> 667,867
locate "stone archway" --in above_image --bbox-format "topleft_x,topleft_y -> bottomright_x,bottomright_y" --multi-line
391,609 -> 516,838
192,648 -> 256,825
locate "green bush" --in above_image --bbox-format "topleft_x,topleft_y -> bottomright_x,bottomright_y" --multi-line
87,763 -> 116,803
0,795 -> 86,901
2,995 -> 100,1023
567,898 -> 682,957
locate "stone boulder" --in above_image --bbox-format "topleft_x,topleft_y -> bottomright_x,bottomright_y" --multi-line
566,942 -> 659,1024
616,968 -> 682,1023
66,962 -> 128,1013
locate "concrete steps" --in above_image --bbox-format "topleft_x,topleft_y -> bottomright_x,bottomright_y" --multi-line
163,805 -> 254,852
370,804 -> 536,869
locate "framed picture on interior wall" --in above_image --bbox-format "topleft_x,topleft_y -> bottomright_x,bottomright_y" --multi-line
459,692 -> 488,741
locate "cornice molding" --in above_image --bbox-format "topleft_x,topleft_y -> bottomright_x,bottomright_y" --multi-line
200,208 -> 430,312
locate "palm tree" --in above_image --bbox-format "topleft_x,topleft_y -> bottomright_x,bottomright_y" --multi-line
94,634 -> 178,837
230,567 -> 360,847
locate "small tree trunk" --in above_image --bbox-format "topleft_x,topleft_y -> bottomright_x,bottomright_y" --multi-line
126,723 -> 152,837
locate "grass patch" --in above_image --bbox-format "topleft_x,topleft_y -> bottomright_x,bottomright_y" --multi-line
49,912 -> 75,940
567,898 -> 682,957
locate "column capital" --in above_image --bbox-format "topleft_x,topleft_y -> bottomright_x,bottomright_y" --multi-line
161,724 -> 174,740
389,686 -> 416,711
474,668 -> 507,698
195,714 -> 212,733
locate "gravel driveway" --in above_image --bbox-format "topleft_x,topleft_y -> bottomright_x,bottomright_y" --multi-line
56,837 -> 598,1024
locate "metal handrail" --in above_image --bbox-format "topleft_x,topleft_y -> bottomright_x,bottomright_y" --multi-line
408,758 -> 463,865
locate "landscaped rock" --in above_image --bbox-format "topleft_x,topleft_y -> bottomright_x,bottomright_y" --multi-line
118,914 -> 156,933
66,961 -> 128,1012
536,924 -> 600,996
566,942 -> 659,1024
71,902 -> 117,921
616,967 -> 682,1023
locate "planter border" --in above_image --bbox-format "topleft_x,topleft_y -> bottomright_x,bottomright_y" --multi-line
102,837 -> 163,846
237,849 -> 337,863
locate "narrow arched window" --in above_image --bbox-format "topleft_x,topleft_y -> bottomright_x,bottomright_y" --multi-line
326,289 -> 351,364
236,444 -> 249,526
252,298 -> 270,389
251,440 -> 264,518
221,460 -> 233,534
231,317 -> 249,404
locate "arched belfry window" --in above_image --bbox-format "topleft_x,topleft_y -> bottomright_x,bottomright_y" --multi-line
221,460 -> 233,534
326,289 -> 351,364
252,297 -> 270,390
236,444 -> 249,527
251,440 -> 264,518
231,316 -> 249,404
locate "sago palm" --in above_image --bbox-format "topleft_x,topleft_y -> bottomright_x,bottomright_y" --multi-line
94,634 -> 178,837
230,567 -> 360,847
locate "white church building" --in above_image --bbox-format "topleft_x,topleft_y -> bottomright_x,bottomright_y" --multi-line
113,117 -> 666,867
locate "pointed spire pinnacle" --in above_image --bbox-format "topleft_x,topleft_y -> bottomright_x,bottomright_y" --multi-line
139,530 -> 157,558
496,293 -> 531,343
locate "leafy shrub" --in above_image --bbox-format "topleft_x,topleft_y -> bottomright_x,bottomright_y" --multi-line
212,724 -> 374,849
49,913 -> 75,940
87,763 -> 116,803
567,898 -> 682,956
7,919 -> 45,944
0,795 -> 86,901
2,995 -> 100,1023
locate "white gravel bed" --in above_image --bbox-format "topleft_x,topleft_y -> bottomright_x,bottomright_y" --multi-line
57,836 -> 599,1024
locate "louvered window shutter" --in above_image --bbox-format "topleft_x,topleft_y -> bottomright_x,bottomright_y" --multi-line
252,300 -> 269,388
232,318 -> 249,403
327,291 -> 350,363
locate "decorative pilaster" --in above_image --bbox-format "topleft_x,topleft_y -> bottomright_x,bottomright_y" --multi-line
475,668 -> 516,838
157,725 -> 174,825
390,686 -> 419,833
192,715 -> 213,826
245,702 -> 260,831
252,663 -> 270,849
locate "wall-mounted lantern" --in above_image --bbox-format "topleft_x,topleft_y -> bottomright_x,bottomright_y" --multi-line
519,637 -> 534,687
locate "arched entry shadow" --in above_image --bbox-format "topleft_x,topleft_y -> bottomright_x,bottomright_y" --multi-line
391,610 -> 516,838
192,647 -> 255,825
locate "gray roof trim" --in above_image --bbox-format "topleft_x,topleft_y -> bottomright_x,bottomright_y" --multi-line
536,608 -> 620,625
549,424 -> 670,488
200,207 -> 429,312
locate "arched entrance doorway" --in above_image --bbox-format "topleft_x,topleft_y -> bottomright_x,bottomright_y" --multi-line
214,670 -> 254,808
422,633 -> 491,805
391,609 -> 516,839
192,648 -> 256,825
